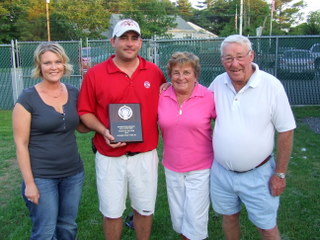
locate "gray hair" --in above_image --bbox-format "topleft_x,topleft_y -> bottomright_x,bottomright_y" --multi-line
31,42 -> 73,78
220,35 -> 253,56
167,51 -> 201,79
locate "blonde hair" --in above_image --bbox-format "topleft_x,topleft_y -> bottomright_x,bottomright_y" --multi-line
31,42 -> 73,78
167,51 -> 201,79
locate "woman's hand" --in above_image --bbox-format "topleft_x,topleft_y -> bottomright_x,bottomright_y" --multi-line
25,182 -> 40,205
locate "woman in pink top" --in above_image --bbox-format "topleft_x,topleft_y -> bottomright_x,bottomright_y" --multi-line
158,52 -> 216,240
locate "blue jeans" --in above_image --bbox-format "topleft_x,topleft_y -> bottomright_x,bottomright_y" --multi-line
22,171 -> 85,240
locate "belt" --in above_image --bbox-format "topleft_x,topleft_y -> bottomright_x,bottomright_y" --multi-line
126,152 -> 141,157
233,155 -> 271,173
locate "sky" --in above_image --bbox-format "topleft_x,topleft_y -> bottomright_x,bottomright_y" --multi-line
300,0 -> 320,16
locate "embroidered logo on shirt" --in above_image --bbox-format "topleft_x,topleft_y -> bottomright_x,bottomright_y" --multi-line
144,81 -> 151,88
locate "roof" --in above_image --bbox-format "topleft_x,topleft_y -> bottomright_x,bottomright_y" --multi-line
104,14 -> 217,39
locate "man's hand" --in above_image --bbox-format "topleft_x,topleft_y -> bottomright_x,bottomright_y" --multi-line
103,128 -> 126,148
269,174 -> 286,196
160,82 -> 171,94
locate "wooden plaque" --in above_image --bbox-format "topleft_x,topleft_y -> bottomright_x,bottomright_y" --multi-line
108,103 -> 143,143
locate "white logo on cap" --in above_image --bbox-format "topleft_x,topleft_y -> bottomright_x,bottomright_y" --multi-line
120,20 -> 137,27
113,19 -> 141,37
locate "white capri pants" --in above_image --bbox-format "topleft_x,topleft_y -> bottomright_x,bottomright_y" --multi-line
165,167 -> 210,240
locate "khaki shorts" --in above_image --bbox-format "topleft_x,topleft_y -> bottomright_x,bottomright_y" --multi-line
95,149 -> 158,218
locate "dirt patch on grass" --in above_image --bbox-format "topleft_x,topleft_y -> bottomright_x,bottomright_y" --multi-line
302,117 -> 320,134
0,158 -> 21,208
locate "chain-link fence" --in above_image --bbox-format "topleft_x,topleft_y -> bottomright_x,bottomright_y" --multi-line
15,40 -> 82,89
0,43 -> 14,109
1,35 -> 320,109
1,40 -> 83,109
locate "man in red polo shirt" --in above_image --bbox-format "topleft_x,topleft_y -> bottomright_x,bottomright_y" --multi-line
78,19 -> 166,240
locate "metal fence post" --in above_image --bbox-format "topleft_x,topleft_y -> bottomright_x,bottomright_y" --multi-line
11,40 -> 24,103
1,36 -> 320,109
275,36 -> 279,77
153,35 -> 159,65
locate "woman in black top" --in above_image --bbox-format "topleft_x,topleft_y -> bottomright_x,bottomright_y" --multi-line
12,42 -> 89,240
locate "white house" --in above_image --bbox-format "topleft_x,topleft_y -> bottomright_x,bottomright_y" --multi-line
104,14 -> 217,39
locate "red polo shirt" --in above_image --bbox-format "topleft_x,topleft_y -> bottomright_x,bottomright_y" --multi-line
78,55 -> 166,157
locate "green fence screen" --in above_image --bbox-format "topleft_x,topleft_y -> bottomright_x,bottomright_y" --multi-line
1,35 -> 320,110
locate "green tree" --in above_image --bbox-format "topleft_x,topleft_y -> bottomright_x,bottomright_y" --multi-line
205,0 -> 214,9
293,11 -> 320,35
0,0 -> 30,43
177,0 -> 193,18
241,0 -> 269,36
17,0 -> 49,41
121,0 -> 177,38
190,0 -> 231,36
271,0 -> 305,34
305,11 -> 320,34
52,0 -> 110,40
0,0 -> 110,42
105,0 -> 131,14
189,0 -> 269,37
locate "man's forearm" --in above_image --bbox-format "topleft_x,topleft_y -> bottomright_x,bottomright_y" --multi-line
275,130 -> 294,173
80,113 -> 106,135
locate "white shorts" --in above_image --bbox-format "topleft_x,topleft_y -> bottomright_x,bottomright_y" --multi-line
95,149 -> 158,218
165,167 -> 210,240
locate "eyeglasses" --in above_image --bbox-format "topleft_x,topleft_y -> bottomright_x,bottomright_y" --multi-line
222,50 -> 251,63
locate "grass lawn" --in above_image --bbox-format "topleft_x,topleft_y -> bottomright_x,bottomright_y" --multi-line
0,106 -> 319,239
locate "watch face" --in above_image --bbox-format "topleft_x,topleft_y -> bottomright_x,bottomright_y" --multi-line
276,173 -> 286,179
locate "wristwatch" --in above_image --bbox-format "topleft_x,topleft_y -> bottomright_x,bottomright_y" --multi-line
274,172 -> 286,179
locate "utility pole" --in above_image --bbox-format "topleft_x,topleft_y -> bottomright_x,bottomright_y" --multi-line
239,0 -> 243,35
270,0 -> 275,36
235,4 -> 238,33
46,0 -> 51,41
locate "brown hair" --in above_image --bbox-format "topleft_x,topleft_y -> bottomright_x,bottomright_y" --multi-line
167,51 -> 201,79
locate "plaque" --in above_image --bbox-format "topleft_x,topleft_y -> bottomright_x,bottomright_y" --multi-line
108,103 -> 143,143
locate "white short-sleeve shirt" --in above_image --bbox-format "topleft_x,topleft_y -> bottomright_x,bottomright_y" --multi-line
208,63 -> 296,172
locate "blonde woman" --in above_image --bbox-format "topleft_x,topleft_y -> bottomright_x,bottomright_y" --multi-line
13,42 -> 89,240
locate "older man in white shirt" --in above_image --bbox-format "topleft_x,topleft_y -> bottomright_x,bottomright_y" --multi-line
209,34 -> 296,240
